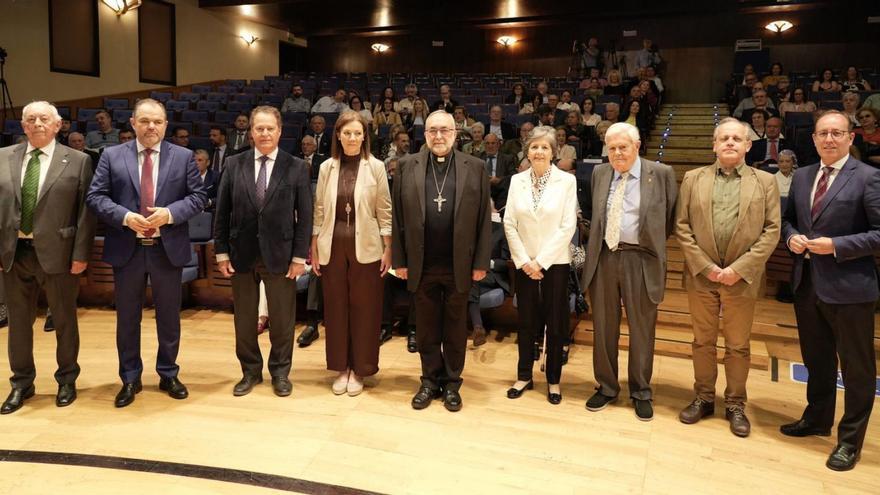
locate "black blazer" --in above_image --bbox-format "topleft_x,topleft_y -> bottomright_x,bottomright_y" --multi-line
201,168 -> 218,209
485,121 -> 517,141
478,152 -> 517,179
298,152 -> 327,183
304,130 -> 332,156
746,138 -> 792,167
213,149 -> 313,274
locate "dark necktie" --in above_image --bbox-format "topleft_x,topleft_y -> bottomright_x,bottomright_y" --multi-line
811,166 -> 833,219
769,140 -> 778,161
315,134 -> 322,149
141,148 -> 156,237
256,155 -> 268,209
20,149 -> 42,235
211,147 -> 220,172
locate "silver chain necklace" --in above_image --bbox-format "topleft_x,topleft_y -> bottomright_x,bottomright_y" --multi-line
430,155 -> 452,213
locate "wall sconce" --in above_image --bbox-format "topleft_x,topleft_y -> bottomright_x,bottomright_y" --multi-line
371,43 -> 390,53
765,20 -> 794,33
240,33 -> 260,46
101,0 -> 142,15
496,36 -> 517,47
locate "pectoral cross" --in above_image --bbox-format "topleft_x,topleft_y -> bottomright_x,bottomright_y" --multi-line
345,202 -> 352,227
433,194 -> 446,213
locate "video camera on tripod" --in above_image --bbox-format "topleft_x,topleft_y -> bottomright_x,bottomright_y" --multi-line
0,45 -> 16,122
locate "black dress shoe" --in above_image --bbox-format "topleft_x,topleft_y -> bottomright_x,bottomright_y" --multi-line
114,380 -> 143,408
547,391 -> 562,405
0,303 -> 8,328
297,326 -> 319,348
43,312 -> 55,332
443,389 -> 463,412
271,376 -> 292,397
826,444 -> 860,471
780,419 -> 832,437
585,391 -> 617,411
533,341 -> 540,361
233,374 -> 262,396
56,383 -> 77,407
411,386 -> 442,410
506,380 -> 534,399
159,377 -> 189,400
1,385 -> 35,414
379,325 -> 393,344
406,328 -> 418,353
633,398 -> 653,421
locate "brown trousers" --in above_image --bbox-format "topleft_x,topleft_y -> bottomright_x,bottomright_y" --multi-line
320,222 -> 383,377
686,283 -> 756,406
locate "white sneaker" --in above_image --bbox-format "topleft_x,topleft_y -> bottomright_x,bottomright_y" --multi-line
332,371 -> 349,395
347,373 -> 364,397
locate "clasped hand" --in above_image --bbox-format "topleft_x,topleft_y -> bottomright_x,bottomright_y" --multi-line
788,235 -> 834,255
706,265 -> 741,286
522,260 -> 543,280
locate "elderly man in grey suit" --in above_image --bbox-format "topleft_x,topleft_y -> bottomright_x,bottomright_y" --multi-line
582,122 -> 677,421
0,101 -> 96,414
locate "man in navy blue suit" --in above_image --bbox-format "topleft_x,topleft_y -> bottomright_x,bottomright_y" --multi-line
86,99 -> 206,408
781,110 -> 880,471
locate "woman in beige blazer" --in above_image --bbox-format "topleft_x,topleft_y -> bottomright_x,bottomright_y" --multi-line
312,111 -> 392,396
503,126 -> 578,405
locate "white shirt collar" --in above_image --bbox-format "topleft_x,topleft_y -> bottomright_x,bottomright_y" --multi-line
256,148 -> 279,162
25,139 -> 56,158
820,153 -> 849,170
136,140 -> 162,155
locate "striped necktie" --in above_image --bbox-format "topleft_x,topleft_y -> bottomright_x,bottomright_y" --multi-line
20,149 -> 42,235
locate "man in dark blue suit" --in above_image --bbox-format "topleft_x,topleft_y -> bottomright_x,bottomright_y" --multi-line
781,110 -> 880,471
86,99 -> 206,408
194,149 -> 217,210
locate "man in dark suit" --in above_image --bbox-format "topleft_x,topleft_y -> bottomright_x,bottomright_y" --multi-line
781,110 -> 880,471
486,105 -> 516,141
430,84 -> 459,114
0,101 -> 96,414
228,114 -> 250,154
746,116 -> 791,170
214,105 -> 313,398
194,149 -> 217,210
208,126 -> 230,174
86,98 -> 206,408
582,122 -> 678,421
298,135 -> 326,184
479,133 -> 516,195
392,110 -> 491,412
304,115 -> 331,157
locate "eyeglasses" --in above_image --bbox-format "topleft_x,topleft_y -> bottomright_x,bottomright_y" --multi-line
426,128 -> 455,136
814,130 -> 849,140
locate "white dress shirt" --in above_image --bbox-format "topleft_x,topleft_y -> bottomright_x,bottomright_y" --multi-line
124,141 -> 173,237
19,139 -> 57,238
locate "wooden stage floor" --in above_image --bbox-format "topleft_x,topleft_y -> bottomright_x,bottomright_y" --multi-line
0,307 -> 877,494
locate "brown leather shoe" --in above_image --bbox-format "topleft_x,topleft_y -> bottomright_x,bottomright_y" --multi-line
472,326 -> 487,347
679,398 -> 714,424
726,405 -> 751,437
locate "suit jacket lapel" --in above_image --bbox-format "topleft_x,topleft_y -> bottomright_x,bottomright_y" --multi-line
454,151 -> 466,217
638,160 -> 654,238
800,165 -> 819,230
698,166 -> 721,262
262,151 -> 288,208
9,143 -> 26,205
155,144 -> 173,201
414,150 -> 426,220
595,165 -> 613,236
813,158 -> 856,222
125,141 -> 141,197
242,150 -> 258,209
730,167 -> 757,243
37,145 -> 71,204
325,159 -> 339,221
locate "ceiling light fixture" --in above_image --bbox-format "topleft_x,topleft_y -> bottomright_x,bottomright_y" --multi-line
371,43 -> 390,53
240,33 -> 260,46
765,20 -> 794,33
496,36 -> 517,47
101,0 -> 142,16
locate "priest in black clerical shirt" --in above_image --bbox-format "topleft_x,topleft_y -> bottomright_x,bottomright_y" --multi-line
392,110 -> 491,412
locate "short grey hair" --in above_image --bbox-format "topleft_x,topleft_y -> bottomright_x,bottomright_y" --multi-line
301,135 -> 316,145
778,149 -> 798,168
405,83 -> 418,91
21,101 -> 62,123
605,102 -> 620,111
713,117 -> 750,141
605,122 -> 641,143
194,149 -> 210,160
524,125 -> 558,157
470,122 -> 485,134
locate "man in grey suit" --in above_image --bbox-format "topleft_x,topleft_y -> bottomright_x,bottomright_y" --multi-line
0,101 -> 96,414
582,122 -> 677,421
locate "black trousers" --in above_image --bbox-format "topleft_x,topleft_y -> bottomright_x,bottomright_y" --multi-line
231,260 -> 297,378
414,267 -> 469,392
515,264 -> 569,384
793,263 -> 877,451
4,243 -> 80,389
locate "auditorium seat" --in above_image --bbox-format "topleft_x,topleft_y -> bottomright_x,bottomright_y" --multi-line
196,100 -> 222,112
181,110 -> 209,123
103,97 -> 129,109
279,137 -> 298,154
226,101 -> 252,114
178,92 -> 201,103
165,100 -> 190,113
283,112 -> 309,125
4,120 -> 23,135
189,137 -> 211,150
149,91 -> 173,102
77,108 -> 102,121
205,93 -> 229,104
191,84 -> 212,94
213,111 -> 238,124
112,109 -> 133,123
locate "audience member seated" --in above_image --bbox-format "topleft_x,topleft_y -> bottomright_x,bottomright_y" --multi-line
580,96 -> 601,127
56,118 -> 72,145
769,76 -> 792,107
842,91 -> 862,127
311,88 -> 349,113
747,110 -> 769,141
746,116 -> 791,169
67,131 -> 100,166
208,125 -> 229,172
505,83 -> 528,108
602,102 -> 621,124
637,80 -> 659,112
348,95 -> 373,125
298,135 -> 327,183
535,81 -> 550,103
774,149 -> 797,303
536,105 -> 555,127
374,97 -> 403,133
584,78 -> 604,100
486,105 -> 517,140
431,84 -> 459,113
519,94 -> 542,115
603,69 -> 627,97
635,38 -> 662,72
645,65 -> 664,94
622,100 -> 649,143
855,107 -> 880,167
228,114 -> 250,154
378,125 -> 408,161
305,114 -> 332,156
397,83 -> 427,117
778,87 -> 816,118
170,126 -> 191,149
734,88 -> 777,120
281,84 -> 312,113
404,99 -> 429,129
468,217 -> 511,347
732,72 -> 759,105
811,68 -> 842,93
452,106 -> 475,134
555,127 -> 578,161
563,110 -> 602,156
376,87 -> 398,113
118,128 -> 135,143
762,62 -> 785,88
193,149 -> 217,210
461,122 -> 485,156
480,133 -> 516,197
501,121 -> 533,162
864,92 -> 880,111
85,109 -> 119,150
841,66 -> 872,92
595,120 -> 612,158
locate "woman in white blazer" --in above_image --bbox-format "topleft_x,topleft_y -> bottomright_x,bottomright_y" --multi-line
503,125 -> 578,404
312,111 -> 392,396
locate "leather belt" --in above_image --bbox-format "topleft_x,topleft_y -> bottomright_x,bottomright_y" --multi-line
614,242 -> 641,252
137,238 -> 159,246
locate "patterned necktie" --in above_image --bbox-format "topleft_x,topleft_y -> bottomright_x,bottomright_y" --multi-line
141,148 -> 156,237
769,140 -> 778,161
256,155 -> 268,209
20,149 -> 42,235
604,172 -> 629,250
811,166 -> 833,219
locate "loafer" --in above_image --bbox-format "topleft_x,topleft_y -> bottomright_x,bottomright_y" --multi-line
780,419 -> 832,437
506,380 -> 533,399
56,383 -> 77,407
633,398 -> 653,421
271,376 -> 292,397
379,325 -> 393,344
547,391 -> 562,405
585,391 -> 617,412
233,374 -> 262,396
1,385 -> 35,414
443,389 -> 462,412
43,312 -> 55,332
297,326 -> 319,347
411,386 -> 442,410
406,329 -> 418,353
159,376 -> 189,400
826,444 -> 860,471
114,380 -> 143,408
347,374 -> 364,397
332,372 -> 349,395
472,326 -> 487,347
679,398 -> 714,424
726,405 -> 751,437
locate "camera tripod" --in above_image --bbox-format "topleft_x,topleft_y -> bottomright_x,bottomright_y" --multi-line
0,53 -> 16,123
